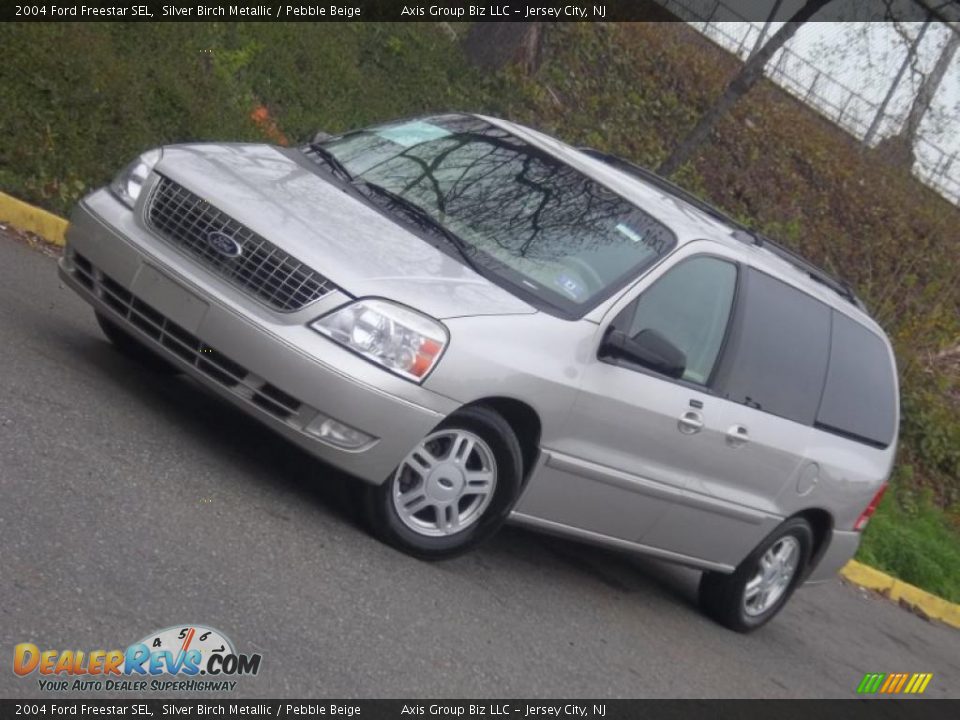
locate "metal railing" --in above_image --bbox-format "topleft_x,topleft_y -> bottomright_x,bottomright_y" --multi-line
658,0 -> 960,205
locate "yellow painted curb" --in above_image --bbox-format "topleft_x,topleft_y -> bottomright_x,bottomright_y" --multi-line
0,191 -> 68,247
841,559 -> 960,630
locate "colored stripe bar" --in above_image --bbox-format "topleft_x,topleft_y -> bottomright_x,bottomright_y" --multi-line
857,673 -> 885,694
858,672 -> 934,694
893,674 -> 909,693
880,674 -> 897,693
904,674 -> 920,693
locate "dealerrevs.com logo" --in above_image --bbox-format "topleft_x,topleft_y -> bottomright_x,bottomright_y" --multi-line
13,624 -> 262,692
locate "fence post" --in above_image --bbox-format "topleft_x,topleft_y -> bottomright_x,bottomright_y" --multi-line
836,93 -> 854,125
939,152 -> 957,183
806,71 -> 822,102
737,27 -> 752,58
774,45 -> 788,77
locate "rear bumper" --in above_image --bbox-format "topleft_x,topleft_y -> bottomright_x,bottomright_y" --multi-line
804,529 -> 861,584
60,190 -> 460,484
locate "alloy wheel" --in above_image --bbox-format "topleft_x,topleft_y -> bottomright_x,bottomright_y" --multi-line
391,429 -> 498,538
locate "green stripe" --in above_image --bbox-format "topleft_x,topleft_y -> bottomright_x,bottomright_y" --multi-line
856,673 -> 885,694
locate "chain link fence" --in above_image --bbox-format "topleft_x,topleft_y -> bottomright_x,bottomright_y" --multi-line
658,0 -> 960,205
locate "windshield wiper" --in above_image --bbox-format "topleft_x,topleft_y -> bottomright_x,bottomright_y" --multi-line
358,181 -> 485,277
306,143 -> 353,181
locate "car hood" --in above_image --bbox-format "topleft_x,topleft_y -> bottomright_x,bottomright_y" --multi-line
153,143 -> 537,319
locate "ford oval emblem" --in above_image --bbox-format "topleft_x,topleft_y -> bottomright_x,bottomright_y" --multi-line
206,230 -> 243,258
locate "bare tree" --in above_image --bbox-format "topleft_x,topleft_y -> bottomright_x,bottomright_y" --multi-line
656,0 -> 833,177
861,18 -> 932,147
876,22 -> 960,166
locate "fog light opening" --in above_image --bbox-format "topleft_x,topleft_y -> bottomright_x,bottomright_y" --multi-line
306,414 -> 375,450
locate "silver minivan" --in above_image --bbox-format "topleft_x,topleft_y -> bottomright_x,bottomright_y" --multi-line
60,113 -> 899,631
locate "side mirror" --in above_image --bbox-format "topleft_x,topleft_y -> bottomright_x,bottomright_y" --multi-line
311,130 -> 334,144
600,328 -> 686,379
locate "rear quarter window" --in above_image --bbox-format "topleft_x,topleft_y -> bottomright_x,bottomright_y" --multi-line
816,312 -> 897,448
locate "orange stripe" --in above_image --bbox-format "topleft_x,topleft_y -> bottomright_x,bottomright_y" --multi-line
887,673 -> 902,693
879,674 -> 897,693
894,674 -> 909,693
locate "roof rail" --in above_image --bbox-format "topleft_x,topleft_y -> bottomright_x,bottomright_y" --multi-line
577,147 -> 866,311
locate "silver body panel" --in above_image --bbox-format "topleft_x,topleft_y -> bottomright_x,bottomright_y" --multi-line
60,119 -> 898,585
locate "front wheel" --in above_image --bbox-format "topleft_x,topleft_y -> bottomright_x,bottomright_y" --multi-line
699,517 -> 813,632
365,405 -> 524,560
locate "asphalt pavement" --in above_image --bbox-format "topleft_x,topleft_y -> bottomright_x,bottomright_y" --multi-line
0,230 -> 957,699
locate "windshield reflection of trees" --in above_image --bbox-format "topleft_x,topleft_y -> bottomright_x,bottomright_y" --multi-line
349,128 -> 673,275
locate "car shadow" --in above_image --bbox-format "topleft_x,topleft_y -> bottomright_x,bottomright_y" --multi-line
74,335 -> 367,515
75,332 -> 702,613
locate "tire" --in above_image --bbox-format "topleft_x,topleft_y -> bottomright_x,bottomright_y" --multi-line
95,311 -> 179,374
698,517 -> 813,633
365,405 -> 524,560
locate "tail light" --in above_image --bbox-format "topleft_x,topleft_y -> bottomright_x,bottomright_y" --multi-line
853,484 -> 888,532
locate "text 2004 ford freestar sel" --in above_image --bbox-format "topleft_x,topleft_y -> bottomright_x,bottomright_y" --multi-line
60,114 -> 898,631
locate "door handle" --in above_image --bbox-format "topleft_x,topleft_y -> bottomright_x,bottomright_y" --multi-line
678,410 -> 704,435
726,424 -> 750,447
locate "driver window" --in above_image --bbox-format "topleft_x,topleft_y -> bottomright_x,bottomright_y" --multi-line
620,256 -> 737,385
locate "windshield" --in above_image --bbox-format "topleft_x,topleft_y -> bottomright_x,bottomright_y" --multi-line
321,114 -> 676,315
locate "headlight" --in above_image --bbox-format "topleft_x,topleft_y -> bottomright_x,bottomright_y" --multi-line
109,148 -> 162,208
311,299 -> 448,382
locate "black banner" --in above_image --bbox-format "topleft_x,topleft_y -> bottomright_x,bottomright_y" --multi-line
2,700 -> 960,720
2,0 -> 954,23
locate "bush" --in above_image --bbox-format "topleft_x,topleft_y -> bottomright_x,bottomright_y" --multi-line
0,23 -> 492,215
858,482 -> 960,603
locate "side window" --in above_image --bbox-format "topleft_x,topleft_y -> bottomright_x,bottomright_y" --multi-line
616,256 -> 737,385
715,269 -> 831,425
817,312 -> 897,448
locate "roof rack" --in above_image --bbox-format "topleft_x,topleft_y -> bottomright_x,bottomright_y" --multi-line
577,147 -> 866,311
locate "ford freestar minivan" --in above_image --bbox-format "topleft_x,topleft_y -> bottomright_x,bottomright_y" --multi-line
60,113 -> 899,631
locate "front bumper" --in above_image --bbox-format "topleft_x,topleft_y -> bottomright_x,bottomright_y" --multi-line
59,189 -> 460,484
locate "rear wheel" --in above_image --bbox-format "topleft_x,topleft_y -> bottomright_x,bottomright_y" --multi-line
365,405 -> 523,560
95,311 -> 179,374
699,517 -> 813,632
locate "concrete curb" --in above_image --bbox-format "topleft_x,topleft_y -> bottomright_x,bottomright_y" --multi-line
1,190 -> 959,632
841,560 -> 960,629
0,191 -> 68,247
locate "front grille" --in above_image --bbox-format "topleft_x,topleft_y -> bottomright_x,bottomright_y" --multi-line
145,176 -> 336,312
72,253 -> 304,422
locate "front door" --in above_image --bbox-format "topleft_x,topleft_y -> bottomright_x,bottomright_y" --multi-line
514,254 -> 740,548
